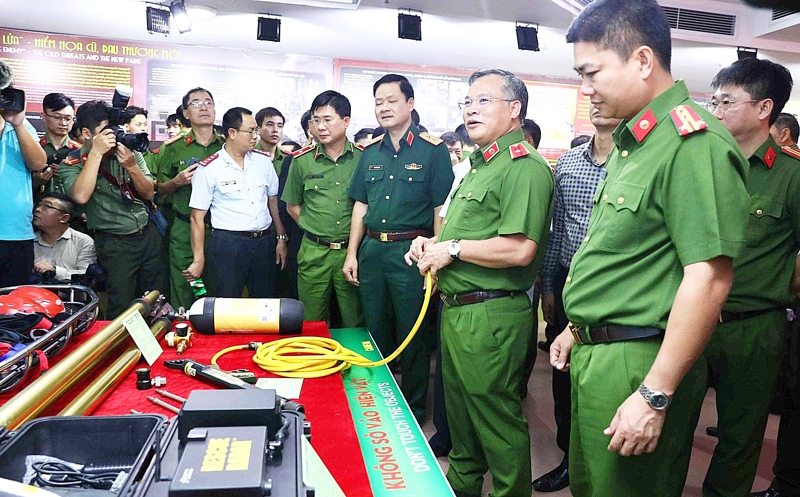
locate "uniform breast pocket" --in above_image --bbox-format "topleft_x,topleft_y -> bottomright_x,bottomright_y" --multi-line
364,171 -> 385,204
397,169 -> 427,201
595,181 -> 646,254
218,178 -> 243,197
451,186 -> 489,232
746,196 -> 783,247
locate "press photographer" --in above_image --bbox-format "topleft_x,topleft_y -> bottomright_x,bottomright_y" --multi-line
60,99 -> 166,319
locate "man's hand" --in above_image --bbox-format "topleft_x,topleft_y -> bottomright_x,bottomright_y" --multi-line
404,236 -> 435,266
33,261 -> 55,274
605,391 -> 666,456
1,107 -> 26,127
182,261 -> 204,282
343,253 -> 359,286
33,166 -> 54,184
91,129 -> 116,157
276,239 -> 288,270
49,161 -> 60,177
550,326 -> 575,371
542,294 -> 556,325
417,241 -> 452,277
116,144 -> 137,170
175,163 -> 199,187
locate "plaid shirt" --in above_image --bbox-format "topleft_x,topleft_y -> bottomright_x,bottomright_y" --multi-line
541,139 -> 607,294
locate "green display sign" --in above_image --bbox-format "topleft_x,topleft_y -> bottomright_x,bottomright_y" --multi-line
330,328 -> 455,497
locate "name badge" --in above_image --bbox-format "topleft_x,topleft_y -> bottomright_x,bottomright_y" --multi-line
219,179 -> 242,194
368,165 -> 382,170
404,163 -> 422,170
307,174 -> 325,179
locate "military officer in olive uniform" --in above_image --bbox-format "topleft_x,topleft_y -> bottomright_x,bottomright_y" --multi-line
283,91 -> 363,326
698,59 -> 800,497
33,93 -> 80,202
344,74 -> 453,421
61,100 -> 166,318
407,69 -> 554,497
155,87 -> 224,309
549,1 -> 750,496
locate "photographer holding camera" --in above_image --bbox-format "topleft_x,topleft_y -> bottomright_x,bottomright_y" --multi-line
32,93 -> 81,203
0,60 -> 48,288
60,100 -> 166,318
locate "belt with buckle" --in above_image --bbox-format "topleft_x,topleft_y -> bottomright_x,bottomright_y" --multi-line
98,227 -> 147,239
305,232 -> 348,250
719,307 -> 784,323
367,229 -> 431,243
213,226 -> 273,239
440,290 -> 517,308
569,324 -> 664,345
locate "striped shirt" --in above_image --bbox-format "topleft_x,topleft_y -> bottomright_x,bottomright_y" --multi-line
541,139 -> 607,294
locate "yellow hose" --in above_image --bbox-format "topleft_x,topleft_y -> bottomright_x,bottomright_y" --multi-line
211,273 -> 433,378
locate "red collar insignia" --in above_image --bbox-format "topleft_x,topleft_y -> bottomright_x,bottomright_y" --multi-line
39,136 -> 47,147
510,142 -> 529,159
406,131 -> 414,147
483,141 -> 500,162
185,133 -> 194,146
632,109 -> 657,142
764,146 -> 777,168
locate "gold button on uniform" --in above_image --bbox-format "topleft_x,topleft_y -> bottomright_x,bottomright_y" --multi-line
583,236 -> 590,243
458,193 -> 463,198
408,177 -> 413,182
336,200 -> 340,204
335,181 -> 340,185
617,197 -> 624,205
756,209 -> 763,215
443,219 -> 448,224
385,195 -> 390,200
389,175 -> 394,180
471,169 -> 477,174
467,192 -> 472,198
336,221 -> 340,225
566,276 -> 572,283
314,185 -> 319,190
621,150 -> 629,158
381,219 -> 386,223
602,194 -> 608,201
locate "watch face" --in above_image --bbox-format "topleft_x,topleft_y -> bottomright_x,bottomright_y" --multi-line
650,392 -> 670,410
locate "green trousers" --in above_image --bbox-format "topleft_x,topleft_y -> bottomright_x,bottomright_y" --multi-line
169,218 -> 195,310
569,336 -> 707,497
357,237 -> 429,421
702,310 -> 786,497
441,294 -> 533,497
297,238 -> 363,327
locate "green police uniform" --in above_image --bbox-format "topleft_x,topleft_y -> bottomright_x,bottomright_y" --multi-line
35,135 -> 81,202
562,81 -> 750,497
255,141 -> 286,176
155,130 -> 224,309
702,139 -> 800,497
60,146 -> 167,318
348,124 -> 454,421
437,129 -> 554,497
282,140 -> 363,326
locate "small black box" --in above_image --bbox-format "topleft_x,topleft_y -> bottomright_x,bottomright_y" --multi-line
178,389 -> 279,445
398,13 -> 421,41
257,17 -> 281,42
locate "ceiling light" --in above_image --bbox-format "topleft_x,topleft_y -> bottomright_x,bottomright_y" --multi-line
186,5 -> 217,19
170,0 -> 193,34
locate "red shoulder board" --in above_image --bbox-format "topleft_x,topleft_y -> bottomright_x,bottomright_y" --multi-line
292,144 -> 315,158
782,146 -> 800,161
419,132 -> 443,146
510,142 -> 529,160
354,142 -> 365,151
67,140 -> 81,149
62,156 -> 81,166
39,136 -> 47,147
153,147 -> 160,154
161,133 -> 184,148
364,134 -> 384,148
632,109 -> 657,142
198,153 -> 218,166
670,105 -> 707,137
764,146 -> 777,168
252,148 -> 270,157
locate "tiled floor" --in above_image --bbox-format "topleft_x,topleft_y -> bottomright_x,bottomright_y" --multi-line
419,325 -> 781,496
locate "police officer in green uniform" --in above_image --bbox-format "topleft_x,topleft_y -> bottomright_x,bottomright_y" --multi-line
33,93 -> 80,202
549,1 -> 750,496
61,100 -> 166,318
283,91 -> 363,326
156,88 -> 224,309
407,69 -> 554,497
345,74 -> 453,421
695,58 -> 800,497
255,107 -> 287,174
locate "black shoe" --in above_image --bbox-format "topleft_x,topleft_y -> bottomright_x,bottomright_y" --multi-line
750,486 -> 782,497
428,436 -> 451,458
537,340 -> 550,352
706,426 -> 719,437
533,465 -> 569,492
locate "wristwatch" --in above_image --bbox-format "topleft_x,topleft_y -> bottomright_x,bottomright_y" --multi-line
448,239 -> 462,260
277,234 -> 289,241
638,383 -> 672,410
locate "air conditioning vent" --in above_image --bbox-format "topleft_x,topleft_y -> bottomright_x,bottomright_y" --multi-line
662,6 -> 736,36
772,8 -> 800,21
574,0 -> 593,6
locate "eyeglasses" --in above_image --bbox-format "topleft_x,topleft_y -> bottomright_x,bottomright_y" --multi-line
236,127 -> 259,136
458,95 -> 516,110
705,99 -> 760,113
187,100 -> 215,108
35,202 -> 68,214
44,112 -> 76,123
311,117 -> 339,127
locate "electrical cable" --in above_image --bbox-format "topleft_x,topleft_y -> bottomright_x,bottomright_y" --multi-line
211,272 -> 433,378
31,461 -> 127,490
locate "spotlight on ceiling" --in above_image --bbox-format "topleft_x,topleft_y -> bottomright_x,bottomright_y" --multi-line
398,9 -> 422,41
257,15 -> 282,42
146,4 -> 171,36
170,0 -> 193,34
516,22 -> 540,51
737,46 -> 758,60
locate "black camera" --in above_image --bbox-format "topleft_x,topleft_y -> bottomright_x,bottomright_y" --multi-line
103,124 -> 149,153
0,86 -> 25,112
47,146 -> 72,166
104,85 -> 149,153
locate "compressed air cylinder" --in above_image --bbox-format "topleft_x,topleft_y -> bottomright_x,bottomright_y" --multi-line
187,298 -> 304,335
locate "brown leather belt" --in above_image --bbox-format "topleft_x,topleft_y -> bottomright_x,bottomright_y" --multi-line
97,227 -> 146,239
569,324 -> 664,345
305,232 -> 349,250
719,307 -> 784,323
440,290 -> 517,308
213,226 -> 273,239
367,229 -> 431,242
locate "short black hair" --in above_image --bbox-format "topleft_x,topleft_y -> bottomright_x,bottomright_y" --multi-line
566,0 -> 672,72
255,107 -> 285,127
712,58 -> 793,126
411,109 -> 420,125
181,87 -> 214,110
166,114 -> 180,127
775,113 -> 799,143
122,106 -> 147,125
571,135 -> 592,148
454,123 -> 475,147
521,119 -> 542,149
354,128 -> 373,142
440,131 -> 462,147
301,109 -> 312,137
222,107 -> 251,136
310,90 -> 351,119
175,105 -> 191,128
281,140 -> 302,153
373,74 -> 414,101
42,192 -> 76,219
42,93 -> 75,113
75,100 -> 111,134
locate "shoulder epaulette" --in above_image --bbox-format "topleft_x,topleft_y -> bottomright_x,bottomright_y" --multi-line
67,139 -> 81,149
364,134 -> 384,148
419,132 -> 443,146
669,105 -> 707,138
62,156 -> 81,166
509,142 -> 530,160
252,148 -> 270,157
161,133 -> 184,148
292,144 -> 315,158
198,153 -> 218,166
354,142 -> 365,151
782,146 -> 800,161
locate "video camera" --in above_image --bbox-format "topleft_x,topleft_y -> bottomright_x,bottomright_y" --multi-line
46,147 -> 71,166
0,60 -> 24,113
104,85 -> 149,153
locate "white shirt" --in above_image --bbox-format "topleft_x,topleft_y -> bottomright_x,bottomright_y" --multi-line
189,145 -> 279,231
438,158 -> 472,218
34,228 -> 97,282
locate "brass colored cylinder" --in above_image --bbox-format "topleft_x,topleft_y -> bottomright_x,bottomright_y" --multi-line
0,291 -> 160,430
58,317 -> 171,417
